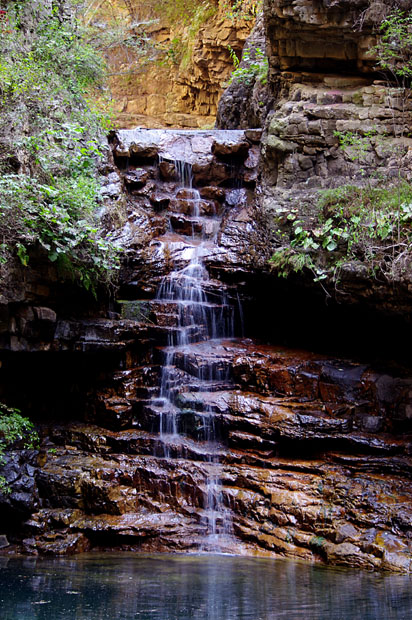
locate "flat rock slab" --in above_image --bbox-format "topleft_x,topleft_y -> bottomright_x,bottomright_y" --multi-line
113,129 -> 249,165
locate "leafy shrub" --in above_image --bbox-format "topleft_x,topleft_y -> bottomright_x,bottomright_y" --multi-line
370,9 -> 412,84
228,45 -> 268,86
0,403 -> 38,495
0,173 -> 119,292
270,182 -> 412,284
0,1 -> 119,294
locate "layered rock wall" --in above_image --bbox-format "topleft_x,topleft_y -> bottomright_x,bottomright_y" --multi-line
4,1 -> 412,575
264,0 -> 381,78
247,0 -> 412,313
4,331 -> 412,572
102,1 -> 254,128
2,130 -> 412,572
260,0 -> 412,196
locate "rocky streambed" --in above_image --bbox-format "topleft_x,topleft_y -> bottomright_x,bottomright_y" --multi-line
2,129 -> 412,572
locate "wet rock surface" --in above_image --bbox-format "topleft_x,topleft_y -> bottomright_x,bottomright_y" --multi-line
2,126 -> 412,574
3,338 -> 412,572
107,128 -> 260,293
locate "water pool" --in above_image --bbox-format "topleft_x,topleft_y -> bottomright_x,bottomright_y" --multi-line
1,553 -> 411,619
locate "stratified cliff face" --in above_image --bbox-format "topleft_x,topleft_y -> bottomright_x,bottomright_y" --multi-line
253,0 -> 412,315
102,1 -> 254,128
2,129 -> 412,573
261,0 -> 412,188
3,0 -> 412,574
264,0 -> 382,78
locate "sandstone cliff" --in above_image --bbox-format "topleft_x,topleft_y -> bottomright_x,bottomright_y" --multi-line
97,0 -> 255,128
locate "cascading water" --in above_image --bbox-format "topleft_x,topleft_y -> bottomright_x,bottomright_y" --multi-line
152,158 -> 235,550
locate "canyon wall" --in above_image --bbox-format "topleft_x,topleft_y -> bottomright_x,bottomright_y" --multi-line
256,0 -> 412,314
101,0 -> 254,128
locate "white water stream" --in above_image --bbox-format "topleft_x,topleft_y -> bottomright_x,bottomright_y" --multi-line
153,159 -> 235,549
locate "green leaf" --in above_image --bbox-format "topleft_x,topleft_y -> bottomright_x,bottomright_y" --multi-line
16,244 -> 29,266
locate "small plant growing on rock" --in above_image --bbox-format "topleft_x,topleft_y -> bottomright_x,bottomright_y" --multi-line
369,9 -> 412,141
228,45 -> 268,86
370,9 -> 412,89
333,129 -> 378,175
269,181 -> 412,289
0,403 -> 38,495
224,0 -> 262,22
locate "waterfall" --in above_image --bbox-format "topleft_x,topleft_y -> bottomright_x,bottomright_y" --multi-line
152,158 -> 235,550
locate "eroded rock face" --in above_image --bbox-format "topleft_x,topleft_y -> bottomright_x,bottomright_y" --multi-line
225,0 -> 412,315
263,0 -> 401,77
258,0 -> 412,197
108,128 -> 260,292
3,126 -> 412,574
105,2 -> 254,129
4,340 -> 412,572
261,79 -> 412,197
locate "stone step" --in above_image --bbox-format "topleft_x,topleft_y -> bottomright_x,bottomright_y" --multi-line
151,302 -> 232,329
171,346 -> 233,380
148,324 -> 208,346
118,299 -> 230,324
159,366 -> 232,393
111,366 -> 160,388
24,506 -> 205,552
48,424 -> 227,463
140,401 -> 227,441
169,197 -> 221,217
170,214 -> 220,238
175,189 -> 199,201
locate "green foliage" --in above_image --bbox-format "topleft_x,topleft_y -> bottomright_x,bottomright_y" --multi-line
310,536 -> 326,550
270,182 -> 412,284
228,45 -> 240,70
0,403 -> 39,495
333,129 -> 377,164
179,2 -> 218,69
0,5 -> 104,107
370,9 -> 412,83
152,0 -> 212,24
0,173 -> 119,292
228,46 -> 268,86
224,0 -> 262,21
270,247 -> 320,278
159,37 -> 184,66
0,1 -> 119,293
